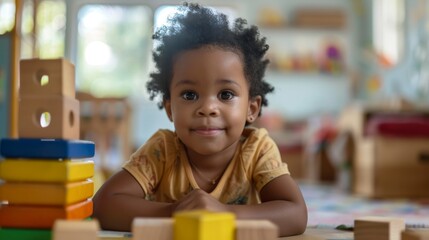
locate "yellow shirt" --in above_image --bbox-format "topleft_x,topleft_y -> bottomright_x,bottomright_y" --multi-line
123,127 -> 289,205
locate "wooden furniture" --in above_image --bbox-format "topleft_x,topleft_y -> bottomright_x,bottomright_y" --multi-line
338,103 -> 429,198
77,92 -> 132,178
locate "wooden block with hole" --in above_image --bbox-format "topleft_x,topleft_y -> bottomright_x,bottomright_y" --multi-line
18,95 -> 80,139
236,220 -> 278,240
174,210 -> 235,240
19,58 -> 75,98
132,218 -> 173,240
354,216 -> 405,240
52,219 -> 99,240
402,229 -> 429,240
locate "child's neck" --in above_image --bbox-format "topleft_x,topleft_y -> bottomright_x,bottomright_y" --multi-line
185,140 -> 239,170
185,140 -> 240,191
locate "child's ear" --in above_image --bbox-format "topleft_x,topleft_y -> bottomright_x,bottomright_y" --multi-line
163,99 -> 173,122
247,96 -> 262,123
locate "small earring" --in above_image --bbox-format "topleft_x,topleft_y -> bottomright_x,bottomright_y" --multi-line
249,116 -> 254,121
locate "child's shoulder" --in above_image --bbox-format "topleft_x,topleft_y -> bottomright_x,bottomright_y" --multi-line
241,127 -> 275,150
132,129 -> 178,156
242,127 -> 270,142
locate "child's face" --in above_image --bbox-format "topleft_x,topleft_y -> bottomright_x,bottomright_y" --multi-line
164,46 -> 261,156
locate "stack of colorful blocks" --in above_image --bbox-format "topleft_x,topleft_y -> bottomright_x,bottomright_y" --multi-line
0,58 -> 95,239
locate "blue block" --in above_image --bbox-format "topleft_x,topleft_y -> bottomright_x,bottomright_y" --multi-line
0,138 -> 95,159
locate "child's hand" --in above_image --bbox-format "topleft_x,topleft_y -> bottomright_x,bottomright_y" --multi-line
173,189 -> 231,213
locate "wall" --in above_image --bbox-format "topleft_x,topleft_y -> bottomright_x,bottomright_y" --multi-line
0,34 -> 11,140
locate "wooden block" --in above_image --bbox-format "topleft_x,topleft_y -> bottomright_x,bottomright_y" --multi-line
0,228 -> 52,240
132,218 -> 173,240
0,159 -> 94,183
52,219 -> 99,240
0,199 -> 93,229
236,219 -> 278,240
402,229 -> 429,240
0,138 -> 95,159
19,96 -> 80,140
174,210 -> 235,240
20,58 -> 75,98
354,216 -> 405,240
0,180 -> 94,205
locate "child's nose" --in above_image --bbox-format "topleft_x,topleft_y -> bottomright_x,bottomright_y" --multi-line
197,97 -> 220,117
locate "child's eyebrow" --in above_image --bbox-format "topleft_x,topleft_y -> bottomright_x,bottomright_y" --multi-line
173,79 -> 241,88
217,79 -> 242,89
173,79 -> 195,88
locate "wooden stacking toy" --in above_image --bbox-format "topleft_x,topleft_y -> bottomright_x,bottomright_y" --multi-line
0,58 -> 95,240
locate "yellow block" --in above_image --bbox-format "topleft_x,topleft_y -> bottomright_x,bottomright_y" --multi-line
0,159 -> 94,182
0,180 -> 94,205
174,210 -> 235,240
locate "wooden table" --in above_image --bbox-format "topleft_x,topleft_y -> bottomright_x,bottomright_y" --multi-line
99,227 -> 354,240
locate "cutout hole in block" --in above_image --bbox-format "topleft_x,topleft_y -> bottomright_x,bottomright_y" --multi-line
35,70 -> 50,86
69,110 -> 75,127
39,111 -> 51,128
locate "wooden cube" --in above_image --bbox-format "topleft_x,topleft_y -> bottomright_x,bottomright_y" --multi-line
174,210 -> 235,240
20,58 -> 75,98
402,229 -> 429,240
354,216 -> 405,240
132,218 -> 173,240
236,220 -> 278,240
19,95 -> 80,139
52,219 -> 99,240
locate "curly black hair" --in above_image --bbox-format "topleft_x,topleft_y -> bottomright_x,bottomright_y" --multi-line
146,2 -> 274,116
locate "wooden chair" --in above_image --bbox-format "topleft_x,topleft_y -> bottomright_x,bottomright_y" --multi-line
76,92 -> 132,180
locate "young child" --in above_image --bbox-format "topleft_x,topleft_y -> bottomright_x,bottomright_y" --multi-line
92,3 -> 307,237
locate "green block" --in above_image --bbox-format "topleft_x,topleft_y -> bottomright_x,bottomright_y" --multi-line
0,228 -> 52,240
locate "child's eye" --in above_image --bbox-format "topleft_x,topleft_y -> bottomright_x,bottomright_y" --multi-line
219,90 -> 235,100
181,91 -> 198,101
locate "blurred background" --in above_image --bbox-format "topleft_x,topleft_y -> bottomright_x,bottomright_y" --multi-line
2,0 -> 429,216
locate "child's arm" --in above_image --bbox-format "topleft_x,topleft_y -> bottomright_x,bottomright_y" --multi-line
92,170 -> 173,231
173,174 -> 307,237
240,174 -> 307,237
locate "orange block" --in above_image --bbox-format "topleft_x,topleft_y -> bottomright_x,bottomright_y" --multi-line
19,58 -> 75,98
0,180 -> 94,205
0,200 -> 93,229
18,95 -> 80,140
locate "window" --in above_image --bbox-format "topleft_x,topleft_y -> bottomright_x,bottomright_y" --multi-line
20,0 -> 66,59
76,4 -> 152,97
373,0 -> 404,67
0,0 -> 15,34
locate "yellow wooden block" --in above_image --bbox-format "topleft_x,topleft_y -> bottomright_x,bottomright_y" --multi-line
174,210 -> 235,240
0,180 -> 94,205
52,219 -> 99,240
354,216 -> 405,240
19,95 -> 80,140
132,218 -> 173,240
0,159 -> 94,183
19,58 -> 75,98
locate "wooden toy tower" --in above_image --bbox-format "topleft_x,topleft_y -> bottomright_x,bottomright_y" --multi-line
0,59 -> 96,239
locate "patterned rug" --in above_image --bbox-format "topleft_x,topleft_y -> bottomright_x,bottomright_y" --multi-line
300,183 -> 429,229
